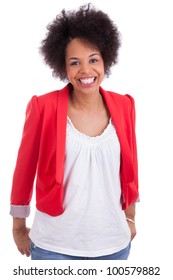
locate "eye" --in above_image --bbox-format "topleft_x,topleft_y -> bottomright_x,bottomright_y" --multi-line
70,61 -> 79,66
90,58 -> 98,64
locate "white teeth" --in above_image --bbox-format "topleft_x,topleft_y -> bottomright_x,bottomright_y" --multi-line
80,78 -> 95,84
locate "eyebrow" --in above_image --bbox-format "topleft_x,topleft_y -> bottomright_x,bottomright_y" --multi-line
68,53 -> 100,61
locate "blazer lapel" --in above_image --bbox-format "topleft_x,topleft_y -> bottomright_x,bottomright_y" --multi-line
56,85 -> 69,184
100,87 -> 134,183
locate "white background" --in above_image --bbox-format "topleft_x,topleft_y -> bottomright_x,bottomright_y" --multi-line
0,0 -> 172,276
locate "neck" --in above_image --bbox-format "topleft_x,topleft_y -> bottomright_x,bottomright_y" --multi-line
70,89 -> 104,113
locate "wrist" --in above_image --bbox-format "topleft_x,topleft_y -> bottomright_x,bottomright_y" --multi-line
126,217 -> 135,224
13,218 -> 26,231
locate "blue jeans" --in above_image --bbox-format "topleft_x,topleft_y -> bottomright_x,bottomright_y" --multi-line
30,241 -> 131,260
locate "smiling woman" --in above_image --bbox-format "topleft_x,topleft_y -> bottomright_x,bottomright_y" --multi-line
10,3 -> 139,260
65,39 -> 104,90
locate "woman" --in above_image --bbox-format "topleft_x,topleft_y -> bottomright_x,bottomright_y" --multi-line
10,4 -> 139,260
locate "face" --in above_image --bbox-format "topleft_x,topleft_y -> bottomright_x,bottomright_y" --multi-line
65,38 -> 105,95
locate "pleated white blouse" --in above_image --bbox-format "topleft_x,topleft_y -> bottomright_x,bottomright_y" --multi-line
29,117 -> 131,257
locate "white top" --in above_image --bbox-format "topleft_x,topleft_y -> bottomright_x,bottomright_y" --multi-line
29,117 -> 131,257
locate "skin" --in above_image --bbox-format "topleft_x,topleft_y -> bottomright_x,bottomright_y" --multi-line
13,38 -> 136,257
125,204 -> 136,240
13,218 -> 30,257
66,38 -> 110,137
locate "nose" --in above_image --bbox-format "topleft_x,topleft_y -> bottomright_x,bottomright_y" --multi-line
79,62 -> 91,74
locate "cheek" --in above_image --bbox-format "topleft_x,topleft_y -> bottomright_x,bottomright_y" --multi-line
97,66 -> 105,78
96,62 -> 105,73
66,67 -> 76,79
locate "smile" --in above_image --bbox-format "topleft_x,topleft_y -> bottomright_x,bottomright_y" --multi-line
79,77 -> 96,85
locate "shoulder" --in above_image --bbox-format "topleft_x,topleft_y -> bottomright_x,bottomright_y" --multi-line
101,87 -> 135,110
37,90 -> 58,107
29,84 -> 69,112
109,90 -> 134,105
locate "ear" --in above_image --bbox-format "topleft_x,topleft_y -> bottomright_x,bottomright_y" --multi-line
62,71 -> 69,81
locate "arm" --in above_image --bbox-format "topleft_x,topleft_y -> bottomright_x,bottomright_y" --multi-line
10,96 -> 41,255
126,94 -> 139,200
12,218 -> 30,257
124,203 -> 136,240
10,96 -> 41,212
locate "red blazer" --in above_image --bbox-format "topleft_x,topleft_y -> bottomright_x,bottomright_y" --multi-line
10,84 -> 139,216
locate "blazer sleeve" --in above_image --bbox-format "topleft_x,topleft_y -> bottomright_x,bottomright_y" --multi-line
10,96 -> 41,217
126,94 -> 139,203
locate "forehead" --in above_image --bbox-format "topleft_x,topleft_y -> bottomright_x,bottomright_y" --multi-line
66,38 -> 100,56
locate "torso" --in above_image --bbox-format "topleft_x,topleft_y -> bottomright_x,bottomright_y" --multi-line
29,116 -> 131,257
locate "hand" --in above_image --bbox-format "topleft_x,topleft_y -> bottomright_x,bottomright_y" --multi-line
127,221 -> 136,240
13,227 -> 31,257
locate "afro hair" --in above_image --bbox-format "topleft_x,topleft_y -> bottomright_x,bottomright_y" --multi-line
40,3 -> 121,81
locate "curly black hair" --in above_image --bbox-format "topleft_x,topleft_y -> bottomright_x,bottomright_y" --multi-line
40,3 -> 121,81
